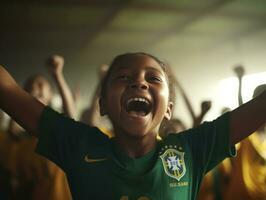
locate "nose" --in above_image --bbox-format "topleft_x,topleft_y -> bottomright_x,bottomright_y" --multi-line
130,78 -> 148,90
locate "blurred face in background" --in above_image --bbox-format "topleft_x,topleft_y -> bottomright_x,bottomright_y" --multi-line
24,75 -> 53,105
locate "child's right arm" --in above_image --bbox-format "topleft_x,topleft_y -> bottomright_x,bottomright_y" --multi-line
0,66 -> 45,137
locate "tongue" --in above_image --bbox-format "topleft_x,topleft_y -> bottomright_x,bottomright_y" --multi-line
128,110 -> 146,117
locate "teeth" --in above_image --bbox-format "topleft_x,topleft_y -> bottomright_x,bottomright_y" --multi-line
126,97 -> 149,105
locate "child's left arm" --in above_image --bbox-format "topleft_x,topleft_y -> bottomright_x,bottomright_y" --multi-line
229,90 -> 266,145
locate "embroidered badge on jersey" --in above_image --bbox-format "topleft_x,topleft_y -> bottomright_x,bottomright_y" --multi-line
160,148 -> 186,181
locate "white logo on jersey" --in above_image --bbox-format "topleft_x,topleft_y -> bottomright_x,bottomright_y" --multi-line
160,148 -> 186,181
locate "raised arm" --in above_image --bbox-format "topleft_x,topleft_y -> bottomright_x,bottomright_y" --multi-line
168,67 -> 197,124
170,68 -> 211,127
81,64 -> 108,126
0,66 -> 45,136
193,100 -> 212,127
173,78 -> 197,122
229,90 -> 266,145
46,55 -> 76,119
233,65 -> 245,106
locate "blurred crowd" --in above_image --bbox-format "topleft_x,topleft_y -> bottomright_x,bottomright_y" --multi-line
0,55 -> 265,200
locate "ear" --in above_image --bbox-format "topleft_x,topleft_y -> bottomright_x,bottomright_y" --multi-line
164,101 -> 173,120
99,97 -> 107,116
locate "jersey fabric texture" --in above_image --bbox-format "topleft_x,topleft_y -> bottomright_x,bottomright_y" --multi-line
36,107 -> 235,200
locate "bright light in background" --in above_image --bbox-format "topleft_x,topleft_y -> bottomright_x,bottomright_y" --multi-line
51,94 -> 62,111
218,72 -> 266,109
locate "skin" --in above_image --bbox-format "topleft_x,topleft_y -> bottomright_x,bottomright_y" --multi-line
81,64 -> 109,126
8,75 -> 52,136
46,55 -> 76,119
0,65 -> 44,136
100,54 -> 173,158
8,54 -> 76,136
0,54 -> 265,156
27,76 -> 53,105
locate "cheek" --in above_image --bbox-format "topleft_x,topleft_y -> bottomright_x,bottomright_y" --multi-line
105,86 -> 123,112
158,85 -> 170,105
155,86 -> 171,120
107,81 -> 124,98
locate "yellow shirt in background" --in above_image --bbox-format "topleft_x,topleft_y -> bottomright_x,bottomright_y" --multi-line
225,133 -> 266,200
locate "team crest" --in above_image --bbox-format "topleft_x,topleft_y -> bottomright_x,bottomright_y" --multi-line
160,148 -> 186,181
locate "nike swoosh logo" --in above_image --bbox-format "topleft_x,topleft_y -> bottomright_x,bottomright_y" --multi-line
84,154 -> 108,163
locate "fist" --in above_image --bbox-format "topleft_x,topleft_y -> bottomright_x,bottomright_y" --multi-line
46,55 -> 64,75
201,100 -> 212,114
233,65 -> 245,77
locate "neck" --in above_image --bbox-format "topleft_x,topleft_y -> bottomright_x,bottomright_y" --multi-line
114,132 -> 158,158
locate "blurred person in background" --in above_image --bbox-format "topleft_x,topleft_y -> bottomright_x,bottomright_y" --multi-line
80,64 -> 113,137
224,66 -> 266,200
159,66 -> 212,138
0,55 -> 74,200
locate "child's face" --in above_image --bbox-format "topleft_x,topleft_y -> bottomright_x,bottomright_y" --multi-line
100,54 -> 172,138
29,76 -> 52,105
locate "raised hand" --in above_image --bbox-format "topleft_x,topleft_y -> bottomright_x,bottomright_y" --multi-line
233,65 -> 245,78
45,55 -> 76,119
200,100 -> 212,115
233,65 -> 245,105
46,55 -> 64,77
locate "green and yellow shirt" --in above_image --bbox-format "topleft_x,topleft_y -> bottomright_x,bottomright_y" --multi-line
36,107 -> 235,200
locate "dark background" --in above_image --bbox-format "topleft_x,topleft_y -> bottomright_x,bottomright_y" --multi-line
1,0 -> 266,124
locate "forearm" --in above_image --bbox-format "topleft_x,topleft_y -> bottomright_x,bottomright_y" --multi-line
237,77 -> 243,106
0,66 -> 44,136
230,90 -> 266,145
8,119 -> 24,136
193,113 -> 205,128
53,72 -> 76,118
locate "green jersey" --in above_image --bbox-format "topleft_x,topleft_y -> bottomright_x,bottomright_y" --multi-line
36,107 -> 235,200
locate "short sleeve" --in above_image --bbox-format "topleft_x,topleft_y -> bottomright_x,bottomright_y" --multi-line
181,112 -> 236,174
35,107 -> 109,172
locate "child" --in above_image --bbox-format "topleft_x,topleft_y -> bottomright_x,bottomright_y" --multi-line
1,54 -> 73,200
0,52 -> 265,200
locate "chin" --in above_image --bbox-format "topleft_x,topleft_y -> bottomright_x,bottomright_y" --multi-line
124,126 -> 155,139
128,132 -> 147,138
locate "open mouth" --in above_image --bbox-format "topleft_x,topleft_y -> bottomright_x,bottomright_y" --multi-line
125,97 -> 152,117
